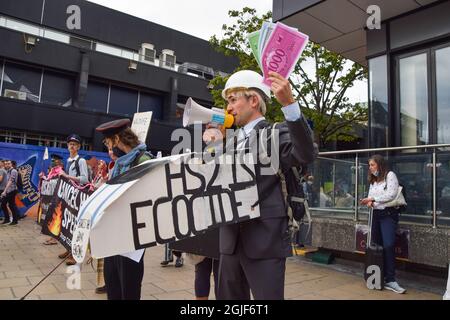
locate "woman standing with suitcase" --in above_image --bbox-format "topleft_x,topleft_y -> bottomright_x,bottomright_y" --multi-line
360,154 -> 406,294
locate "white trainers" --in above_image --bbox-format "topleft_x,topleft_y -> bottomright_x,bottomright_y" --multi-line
384,281 -> 406,294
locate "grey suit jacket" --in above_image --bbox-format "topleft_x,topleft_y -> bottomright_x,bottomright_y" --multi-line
219,116 -> 317,259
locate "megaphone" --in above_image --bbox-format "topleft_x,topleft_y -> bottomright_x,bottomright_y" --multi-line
183,97 -> 234,128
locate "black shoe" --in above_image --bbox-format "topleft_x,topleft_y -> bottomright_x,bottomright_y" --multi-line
160,260 -> 170,266
2,219 -> 10,224
175,257 -> 184,268
95,286 -> 107,294
9,221 -> 18,226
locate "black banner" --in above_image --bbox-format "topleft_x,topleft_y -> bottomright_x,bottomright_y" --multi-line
41,177 -> 93,250
37,177 -> 59,226
169,229 -> 220,260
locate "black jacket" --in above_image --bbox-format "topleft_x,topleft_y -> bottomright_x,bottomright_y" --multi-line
219,116 -> 317,259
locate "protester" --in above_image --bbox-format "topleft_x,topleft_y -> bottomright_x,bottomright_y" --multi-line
160,248 -> 184,268
57,134 -> 89,265
96,118 -> 153,300
41,154 -> 64,246
107,148 -> 118,180
202,70 -> 316,299
0,159 -> 9,223
360,154 -> 406,294
1,160 -> 21,226
92,160 -> 108,190
193,256 -> 219,300
90,159 -> 109,295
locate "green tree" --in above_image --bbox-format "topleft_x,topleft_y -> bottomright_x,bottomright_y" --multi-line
209,7 -> 368,149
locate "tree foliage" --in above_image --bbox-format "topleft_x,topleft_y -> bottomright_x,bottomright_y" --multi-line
209,7 -> 368,148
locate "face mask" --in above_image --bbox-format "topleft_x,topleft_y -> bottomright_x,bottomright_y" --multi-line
373,171 -> 379,177
307,181 -> 313,185
112,147 -> 126,158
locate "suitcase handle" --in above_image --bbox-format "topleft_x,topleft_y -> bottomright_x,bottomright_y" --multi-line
367,207 -> 373,248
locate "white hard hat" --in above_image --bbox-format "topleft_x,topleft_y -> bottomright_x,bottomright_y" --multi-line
222,70 -> 271,100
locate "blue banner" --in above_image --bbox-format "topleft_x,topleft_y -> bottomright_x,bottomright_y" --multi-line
0,142 -> 109,218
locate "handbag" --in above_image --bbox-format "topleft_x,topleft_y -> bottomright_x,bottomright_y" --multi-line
384,186 -> 407,208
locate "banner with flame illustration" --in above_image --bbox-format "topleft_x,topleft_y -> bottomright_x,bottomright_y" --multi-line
37,176 -> 60,226
0,142 -> 109,220
41,176 -> 93,250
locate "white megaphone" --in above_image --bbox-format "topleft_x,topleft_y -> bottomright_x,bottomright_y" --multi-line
183,97 -> 234,128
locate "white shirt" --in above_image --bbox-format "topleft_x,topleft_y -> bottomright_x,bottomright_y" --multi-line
66,155 -> 89,185
236,102 -> 303,148
368,171 -> 399,210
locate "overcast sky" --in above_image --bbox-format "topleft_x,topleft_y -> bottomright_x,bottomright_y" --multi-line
88,0 -> 367,103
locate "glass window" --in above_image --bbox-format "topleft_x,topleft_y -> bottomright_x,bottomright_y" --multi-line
369,56 -> 389,148
139,92 -> 163,120
96,43 -> 122,58
2,62 -> 41,102
436,46 -> 450,144
5,17 -> 41,36
109,85 -> 138,116
399,53 -> 429,146
43,29 -> 70,44
85,81 -> 109,113
41,70 -> 74,107
70,36 -> 94,50
121,50 -> 137,60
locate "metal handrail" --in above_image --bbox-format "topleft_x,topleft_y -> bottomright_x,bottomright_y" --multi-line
319,143 -> 450,156
313,143 -> 450,228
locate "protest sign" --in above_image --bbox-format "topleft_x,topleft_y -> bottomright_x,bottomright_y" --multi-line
37,176 -> 60,225
247,30 -> 262,69
261,23 -> 309,86
72,152 -> 260,262
131,112 -> 153,143
42,176 -> 93,250
248,22 -> 309,86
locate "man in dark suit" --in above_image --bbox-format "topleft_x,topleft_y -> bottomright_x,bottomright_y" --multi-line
203,70 -> 316,300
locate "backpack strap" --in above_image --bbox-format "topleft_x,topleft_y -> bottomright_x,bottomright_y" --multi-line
73,157 -> 81,177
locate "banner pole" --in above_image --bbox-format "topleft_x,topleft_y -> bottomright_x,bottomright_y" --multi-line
20,256 -> 68,300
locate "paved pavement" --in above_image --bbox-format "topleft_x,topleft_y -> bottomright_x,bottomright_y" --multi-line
0,217 -> 446,300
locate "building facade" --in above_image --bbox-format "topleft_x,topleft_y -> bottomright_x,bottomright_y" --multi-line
0,0 -> 238,153
273,0 -> 450,270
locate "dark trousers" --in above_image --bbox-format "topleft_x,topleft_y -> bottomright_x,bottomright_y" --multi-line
104,254 -> 144,300
1,190 -> 19,223
372,209 -> 399,283
217,241 -> 286,300
195,257 -> 219,298
0,189 -> 5,218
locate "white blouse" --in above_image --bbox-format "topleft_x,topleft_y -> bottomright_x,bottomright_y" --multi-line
367,171 -> 399,210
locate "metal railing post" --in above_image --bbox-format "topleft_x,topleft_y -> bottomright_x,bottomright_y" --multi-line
432,150 -> 437,229
354,154 -> 359,222
332,163 -> 336,206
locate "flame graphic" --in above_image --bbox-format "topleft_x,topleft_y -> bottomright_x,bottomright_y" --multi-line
48,201 -> 63,236
38,205 -> 42,224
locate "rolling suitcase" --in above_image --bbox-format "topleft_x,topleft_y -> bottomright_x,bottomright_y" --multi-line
364,207 -> 384,290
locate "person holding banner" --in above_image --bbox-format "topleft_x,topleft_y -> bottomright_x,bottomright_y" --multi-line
95,118 -> 153,300
57,134 -> 89,265
202,70 -> 316,300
